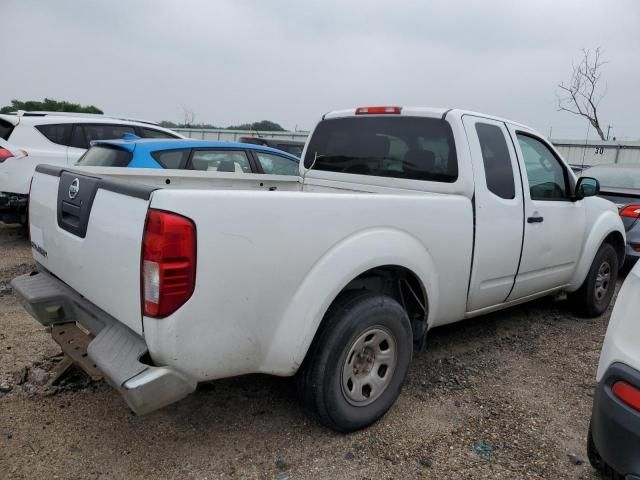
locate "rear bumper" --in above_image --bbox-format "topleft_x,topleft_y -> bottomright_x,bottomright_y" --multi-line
10,269 -> 196,415
625,243 -> 640,263
590,362 -> 640,477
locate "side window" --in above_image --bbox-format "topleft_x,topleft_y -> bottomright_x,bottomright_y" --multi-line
190,150 -> 252,173
35,124 -> 73,146
70,124 -> 136,149
151,149 -> 190,169
475,123 -> 515,199
255,152 -> 299,175
517,134 -> 568,201
279,144 -> 303,157
139,127 -> 178,139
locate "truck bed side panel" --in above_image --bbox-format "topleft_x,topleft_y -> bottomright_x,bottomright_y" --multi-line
143,189 -> 473,380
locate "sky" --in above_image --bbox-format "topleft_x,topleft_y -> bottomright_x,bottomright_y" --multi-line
2,0 -> 639,139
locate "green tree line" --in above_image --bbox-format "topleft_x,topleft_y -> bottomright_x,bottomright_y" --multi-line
0,98 -> 103,114
159,119 -> 285,131
0,99 -> 286,131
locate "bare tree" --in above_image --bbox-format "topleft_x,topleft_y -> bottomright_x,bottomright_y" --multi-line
182,106 -> 195,127
557,48 -> 608,140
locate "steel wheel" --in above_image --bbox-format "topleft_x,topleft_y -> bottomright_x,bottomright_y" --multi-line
341,327 -> 397,406
594,261 -> 611,302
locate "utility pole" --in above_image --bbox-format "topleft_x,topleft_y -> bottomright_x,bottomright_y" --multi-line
606,125 -> 612,140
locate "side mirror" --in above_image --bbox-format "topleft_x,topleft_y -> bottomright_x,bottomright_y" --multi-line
575,176 -> 600,200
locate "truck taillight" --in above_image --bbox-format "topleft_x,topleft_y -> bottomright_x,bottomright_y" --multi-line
620,205 -> 640,218
142,209 -> 196,318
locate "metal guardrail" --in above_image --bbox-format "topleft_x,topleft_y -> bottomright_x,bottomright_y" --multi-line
551,139 -> 640,167
173,128 -> 309,143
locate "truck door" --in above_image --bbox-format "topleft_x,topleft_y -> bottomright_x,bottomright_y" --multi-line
462,116 -> 524,311
506,128 -> 586,300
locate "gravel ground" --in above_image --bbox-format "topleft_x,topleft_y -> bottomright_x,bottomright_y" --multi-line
0,223 -> 611,479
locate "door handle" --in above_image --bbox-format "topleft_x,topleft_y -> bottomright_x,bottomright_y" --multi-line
527,216 -> 544,223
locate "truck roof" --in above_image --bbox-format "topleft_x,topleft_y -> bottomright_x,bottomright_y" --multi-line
322,106 -> 532,131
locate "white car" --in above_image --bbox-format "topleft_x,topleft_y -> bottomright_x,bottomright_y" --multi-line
12,106 -> 625,432
0,111 -> 181,224
588,259 -> 640,478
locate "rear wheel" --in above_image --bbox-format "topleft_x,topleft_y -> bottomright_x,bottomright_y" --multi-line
569,243 -> 618,317
297,291 -> 413,432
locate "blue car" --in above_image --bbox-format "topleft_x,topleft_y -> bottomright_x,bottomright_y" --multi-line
75,137 -> 301,176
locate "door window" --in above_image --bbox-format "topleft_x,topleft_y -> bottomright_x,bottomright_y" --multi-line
151,149 -> 190,169
191,150 -> 251,173
517,133 -> 568,200
70,124 -> 135,149
35,124 -> 73,146
139,127 -> 179,139
476,123 -> 515,199
255,151 -> 299,175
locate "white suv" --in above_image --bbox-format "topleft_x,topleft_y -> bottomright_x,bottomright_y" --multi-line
0,111 -> 181,223
588,259 -> 640,478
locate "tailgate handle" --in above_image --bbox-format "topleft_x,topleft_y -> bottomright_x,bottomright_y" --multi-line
61,201 -> 81,227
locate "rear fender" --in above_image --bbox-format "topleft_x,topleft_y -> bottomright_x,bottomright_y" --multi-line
261,228 -> 437,375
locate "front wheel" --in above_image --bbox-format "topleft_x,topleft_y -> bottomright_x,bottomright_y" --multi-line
297,292 -> 413,432
569,243 -> 619,318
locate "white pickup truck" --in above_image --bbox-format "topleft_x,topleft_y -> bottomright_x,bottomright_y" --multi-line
12,106 -> 625,432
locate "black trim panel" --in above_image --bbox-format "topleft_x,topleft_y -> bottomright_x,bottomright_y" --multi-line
35,164 -> 65,176
35,164 -> 157,201
98,177 -> 157,201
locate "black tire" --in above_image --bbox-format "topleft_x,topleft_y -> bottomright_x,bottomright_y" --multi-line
587,421 -> 604,470
569,243 -> 618,318
588,421 -> 625,479
297,291 -> 413,432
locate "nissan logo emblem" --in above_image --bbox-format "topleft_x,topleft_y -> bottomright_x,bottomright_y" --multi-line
68,178 -> 80,200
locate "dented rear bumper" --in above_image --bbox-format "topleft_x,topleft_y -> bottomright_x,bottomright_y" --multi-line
10,268 -> 196,415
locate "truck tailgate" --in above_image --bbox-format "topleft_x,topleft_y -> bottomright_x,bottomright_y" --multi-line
28,166 -> 154,335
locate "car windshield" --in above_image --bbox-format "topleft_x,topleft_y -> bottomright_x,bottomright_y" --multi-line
582,166 -> 640,190
76,145 -> 132,167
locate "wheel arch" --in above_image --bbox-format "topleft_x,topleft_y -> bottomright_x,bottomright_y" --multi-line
567,210 -> 626,292
260,228 -> 437,375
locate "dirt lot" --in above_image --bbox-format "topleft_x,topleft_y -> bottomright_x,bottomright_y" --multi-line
0,224 -> 612,480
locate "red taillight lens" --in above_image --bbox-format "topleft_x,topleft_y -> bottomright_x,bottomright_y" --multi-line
355,106 -> 402,115
612,381 -> 640,411
620,205 -> 640,218
0,147 -> 14,162
142,209 -> 196,318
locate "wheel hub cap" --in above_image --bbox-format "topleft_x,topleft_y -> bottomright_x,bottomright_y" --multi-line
594,261 -> 611,302
341,327 -> 397,406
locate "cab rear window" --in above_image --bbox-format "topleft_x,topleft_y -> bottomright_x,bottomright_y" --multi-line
303,116 -> 458,182
76,145 -> 132,167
